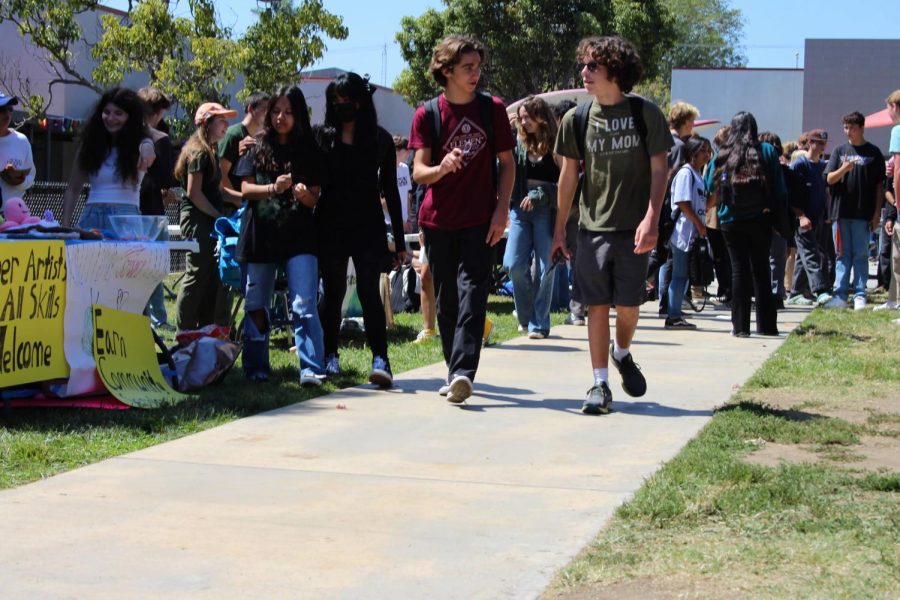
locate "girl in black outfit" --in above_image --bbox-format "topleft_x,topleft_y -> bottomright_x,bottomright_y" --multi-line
316,72 -> 406,388
706,112 -> 787,337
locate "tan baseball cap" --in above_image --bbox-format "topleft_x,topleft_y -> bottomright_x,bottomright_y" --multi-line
194,102 -> 237,125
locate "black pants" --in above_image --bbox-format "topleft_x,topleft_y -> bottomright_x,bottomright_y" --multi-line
423,223 -> 493,382
721,217 -> 778,335
319,251 -> 388,360
707,228 -> 731,301
790,223 -> 829,296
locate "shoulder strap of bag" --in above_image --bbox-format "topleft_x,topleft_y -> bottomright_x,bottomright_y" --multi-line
425,96 -> 441,166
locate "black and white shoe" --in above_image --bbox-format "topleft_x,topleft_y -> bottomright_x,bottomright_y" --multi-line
583,382 -> 612,415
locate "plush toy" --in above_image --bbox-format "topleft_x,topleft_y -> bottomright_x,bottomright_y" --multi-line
0,197 -> 41,231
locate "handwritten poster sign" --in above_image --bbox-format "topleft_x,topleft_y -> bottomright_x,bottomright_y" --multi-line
62,242 -> 168,396
92,305 -> 188,408
0,241 -> 68,387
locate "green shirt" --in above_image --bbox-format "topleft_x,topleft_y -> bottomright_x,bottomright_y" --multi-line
218,122 -> 249,191
555,97 -> 671,231
179,151 -> 223,214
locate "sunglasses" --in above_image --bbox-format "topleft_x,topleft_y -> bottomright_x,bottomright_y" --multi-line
577,61 -> 601,73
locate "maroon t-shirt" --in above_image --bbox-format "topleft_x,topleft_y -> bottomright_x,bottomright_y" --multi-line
409,94 -> 516,230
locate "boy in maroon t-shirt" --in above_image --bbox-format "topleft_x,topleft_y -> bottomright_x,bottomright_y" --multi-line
408,34 -> 516,404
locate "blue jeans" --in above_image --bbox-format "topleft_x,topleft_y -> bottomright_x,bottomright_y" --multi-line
502,204 -> 555,333
78,203 -> 140,231
667,245 -> 690,319
243,254 -> 325,379
832,219 -> 869,300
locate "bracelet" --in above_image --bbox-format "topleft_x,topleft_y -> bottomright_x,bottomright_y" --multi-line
269,183 -> 275,196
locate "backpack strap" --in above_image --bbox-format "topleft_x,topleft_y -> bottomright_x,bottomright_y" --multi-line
475,91 -> 495,151
424,96 -> 442,166
573,100 -> 592,160
626,94 -> 649,160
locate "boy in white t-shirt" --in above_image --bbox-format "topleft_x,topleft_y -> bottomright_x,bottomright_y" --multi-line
665,134 -> 712,330
394,135 -> 413,232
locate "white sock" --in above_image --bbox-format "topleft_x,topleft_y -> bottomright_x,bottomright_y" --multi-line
612,341 -> 630,362
593,368 -> 608,385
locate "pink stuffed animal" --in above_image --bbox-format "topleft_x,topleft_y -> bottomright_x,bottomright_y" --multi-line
0,197 -> 41,231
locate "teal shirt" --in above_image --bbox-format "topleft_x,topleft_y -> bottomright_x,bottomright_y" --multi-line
704,142 -> 787,225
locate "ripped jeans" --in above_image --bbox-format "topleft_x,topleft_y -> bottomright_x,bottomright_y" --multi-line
243,254 -> 325,380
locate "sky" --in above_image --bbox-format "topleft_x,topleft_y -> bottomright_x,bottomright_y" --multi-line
103,0 -> 898,88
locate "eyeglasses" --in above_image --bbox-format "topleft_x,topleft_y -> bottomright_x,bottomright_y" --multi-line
577,61 -> 600,73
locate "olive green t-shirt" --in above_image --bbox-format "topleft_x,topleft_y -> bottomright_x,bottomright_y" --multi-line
555,97 -> 671,232
179,151 -> 223,213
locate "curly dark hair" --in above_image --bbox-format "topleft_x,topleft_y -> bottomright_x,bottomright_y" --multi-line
77,87 -> 149,184
320,72 -> 379,151
576,36 -> 644,94
255,85 -> 313,174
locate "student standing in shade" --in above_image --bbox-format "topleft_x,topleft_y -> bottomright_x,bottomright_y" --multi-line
316,72 -> 406,388
0,93 -> 35,208
551,35 -> 671,415
173,102 -> 241,332
62,87 -> 156,229
137,87 -> 179,330
408,34 -> 516,404
234,85 -> 327,386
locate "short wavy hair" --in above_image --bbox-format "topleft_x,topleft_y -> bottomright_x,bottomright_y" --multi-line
667,101 -> 699,130
430,35 -> 485,88
575,36 -> 644,93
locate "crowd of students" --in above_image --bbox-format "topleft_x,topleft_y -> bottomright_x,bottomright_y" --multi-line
31,31 -> 900,413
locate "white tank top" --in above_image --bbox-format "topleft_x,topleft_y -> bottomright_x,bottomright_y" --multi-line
86,147 -> 146,206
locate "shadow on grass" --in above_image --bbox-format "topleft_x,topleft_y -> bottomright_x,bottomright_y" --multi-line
792,323 -> 872,343
715,400 -> 828,422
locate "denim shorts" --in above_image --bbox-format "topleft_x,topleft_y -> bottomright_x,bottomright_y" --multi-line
78,203 -> 140,232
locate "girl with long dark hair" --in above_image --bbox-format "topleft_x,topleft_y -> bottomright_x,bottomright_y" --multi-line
316,72 -> 406,388
503,96 -> 560,339
173,102 -> 241,332
62,87 -> 155,228
705,112 -> 787,337
233,85 -> 327,385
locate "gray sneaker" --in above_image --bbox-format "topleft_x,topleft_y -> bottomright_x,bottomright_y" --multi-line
583,382 -> 612,415
446,374 -> 473,404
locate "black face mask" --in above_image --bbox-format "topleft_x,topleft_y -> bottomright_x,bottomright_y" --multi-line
334,102 -> 357,123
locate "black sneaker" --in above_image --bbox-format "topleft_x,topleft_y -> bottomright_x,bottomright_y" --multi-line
664,317 -> 697,330
583,382 -> 612,415
609,346 -> 647,397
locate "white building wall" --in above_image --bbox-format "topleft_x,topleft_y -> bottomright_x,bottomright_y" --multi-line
671,69 -> 804,142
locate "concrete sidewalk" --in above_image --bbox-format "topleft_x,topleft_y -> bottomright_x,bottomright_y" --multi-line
1,303 -> 808,598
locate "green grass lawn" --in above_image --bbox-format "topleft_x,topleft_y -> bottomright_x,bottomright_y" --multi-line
1,281 -> 566,489
547,307 -> 900,599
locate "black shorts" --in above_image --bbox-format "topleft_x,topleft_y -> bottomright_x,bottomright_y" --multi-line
575,229 -> 649,307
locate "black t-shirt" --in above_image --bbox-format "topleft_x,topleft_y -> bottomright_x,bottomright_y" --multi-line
140,131 -> 178,216
825,142 -> 885,221
316,127 -> 405,257
233,137 -> 325,263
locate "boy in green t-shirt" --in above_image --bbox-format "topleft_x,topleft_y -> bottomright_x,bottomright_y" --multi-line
551,35 -> 671,415
218,92 -> 270,205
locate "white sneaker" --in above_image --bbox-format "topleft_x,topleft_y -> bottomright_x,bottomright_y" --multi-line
815,292 -> 832,306
874,301 -> 899,311
438,382 -> 451,396
823,297 -> 848,309
517,324 -> 526,333
528,331 -> 547,339
446,374 -> 473,404
853,296 -> 868,311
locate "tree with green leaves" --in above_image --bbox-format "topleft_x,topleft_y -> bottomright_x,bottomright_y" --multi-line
643,0 -> 746,106
394,0 -> 675,106
0,0 -> 347,135
0,0 -> 102,117
241,0 -> 347,98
